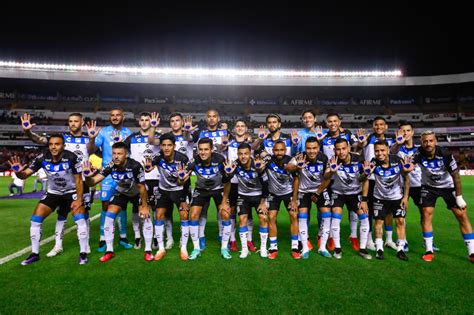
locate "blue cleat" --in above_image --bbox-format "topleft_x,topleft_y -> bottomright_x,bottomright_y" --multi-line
221,248 -> 232,260
302,251 -> 310,259
97,240 -> 106,253
188,249 -> 201,260
318,249 -> 332,258
119,238 -> 133,249
21,253 -> 40,266
199,237 -> 206,251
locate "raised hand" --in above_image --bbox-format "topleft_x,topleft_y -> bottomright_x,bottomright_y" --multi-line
176,162 -> 192,182
357,128 -> 367,143
150,112 -> 160,127
82,161 -> 94,177
254,155 -> 266,171
258,124 -> 267,139
8,156 -> 26,172
222,135 -> 230,147
402,156 -> 415,172
224,159 -> 237,174
291,129 -> 301,145
362,160 -> 375,175
328,156 -> 341,173
86,120 -> 100,138
20,113 -> 36,131
183,115 -> 198,132
295,153 -> 308,169
143,158 -> 154,172
395,129 -> 405,145
111,130 -> 123,142
315,125 -> 325,141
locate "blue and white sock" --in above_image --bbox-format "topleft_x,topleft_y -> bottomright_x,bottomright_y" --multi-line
423,231 -> 434,252
190,220 -> 200,250
230,214 -> 236,242
247,218 -> 254,242
118,210 -> 127,239
142,218 -> 153,252
350,211 -> 358,238
132,212 -> 141,240
359,213 -> 369,250
269,237 -> 278,251
291,234 -> 299,250
155,220 -> 165,250
298,213 -> 309,253
331,213 -> 342,248
319,212 -> 332,251
73,214 -> 88,253
54,215 -> 67,248
259,227 -> 268,251
462,233 -> 474,255
385,224 -> 393,243
240,226 -> 249,251
30,215 -> 44,254
180,220 -> 190,251
99,210 -> 107,241
221,220 -> 232,249
104,212 -> 117,252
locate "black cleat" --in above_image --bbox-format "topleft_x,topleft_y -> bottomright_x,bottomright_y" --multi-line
397,250 -> 408,261
376,249 -> 384,260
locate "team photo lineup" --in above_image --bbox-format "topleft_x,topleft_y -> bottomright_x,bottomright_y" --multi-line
9,107 -> 473,265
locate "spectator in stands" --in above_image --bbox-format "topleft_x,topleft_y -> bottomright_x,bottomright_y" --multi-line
9,172 -> 24,196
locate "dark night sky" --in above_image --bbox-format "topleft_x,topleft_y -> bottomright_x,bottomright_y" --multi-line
0,4 -> 472,76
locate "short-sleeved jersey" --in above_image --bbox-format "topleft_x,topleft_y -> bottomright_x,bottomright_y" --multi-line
331,153 -> 365,195
227,139 -> 249,184
413,146 -> 457,189
264,155 -> 294,196
259,133 -> 292,156
290,151 -> 328,193
29,150 -> 80,195
124,131 -> 161,180
321,130 -> 358,159
193,128 -> 228,153
186,153 -> 228,191
152,151 -> 189,191
173,133 -> 194,160
63,133 -> 90,164
296,128 -> 317,153
397,144 -> 422,187
94,125 -> 133,167
233,160 -> 267,196
371,155 -> 405,200
363,134 -> 395,180
100,158 -> 146,197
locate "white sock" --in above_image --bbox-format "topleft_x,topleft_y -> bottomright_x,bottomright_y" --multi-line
104,214 -> 116,252
155,220 -> 165,250
30,217 -> 43,254
180,220 -> 190,250
247,218 -> 254,242
397,239 -> 406,252
298,213 -> 309,253
190,220 -> 200,250
217,212 -> 223,238
143,218 -> 153,252
331,213 -> 342,248
359,214 -> 370,250
375,238 -> 384,252
240,226 -> 248,250
463,233 -> 474,255
165,218 -> 173,241
54,216 -> 67,248
319,212 -> 331,251
350,211 -> 358,238
74,216 -> 88,254
259,227 -> 268,251
230,214 -> 236,242
291,234 -> 299,250
385,225 -> 393,243
269,237 -> 278,250
221,220 -> 232,249
198,215 -> 207,238
423,232 -> 434,252
132,212 -> 141,240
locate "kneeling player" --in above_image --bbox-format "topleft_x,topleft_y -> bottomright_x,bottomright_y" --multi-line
83,142 -> 151,262
9,134 -> 89,265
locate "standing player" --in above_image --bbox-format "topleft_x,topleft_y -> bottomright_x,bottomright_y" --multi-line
256,140 -> 299,260
324,138 -> 372,260
9,135 -> 89,265
294,109 -> 319,154
412,131 -> 474,262
21,112 -> 92,257
123,112 -> 161,249
252,114 -> 295,156
83,142 -> 151,262
87,108 -> 133,252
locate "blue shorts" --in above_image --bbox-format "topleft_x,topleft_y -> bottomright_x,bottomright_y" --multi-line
100,176 -> 117,202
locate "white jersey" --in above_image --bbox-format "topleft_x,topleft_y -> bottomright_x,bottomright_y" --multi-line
363,134 -> 395,180
63,133 -> 89,164
397,144 -> 422,187
174,134 -> 194,160
124,132 -> 161,180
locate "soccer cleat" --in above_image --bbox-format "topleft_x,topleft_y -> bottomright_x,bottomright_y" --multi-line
260,248 -> 268,258
469,254 -> 474,263
221,248 -> 232,260
327,238 -> 335,251
422,242 -> 440,252
229,241 -> 238,252
21,253 -> 40,266
384,240 -> 398,251
79,253 -> 88,265
359,249 -> 372,260
99,251 -> 115,262
119,238 -> 133,249
291,249 -> 301,259
318,249 -> 332,258
247,241 -> 257,252
422,251 -> 434,262
268,250 -> 279,260
154,249 -> 167,261
144,251 -> 154,261
349,237 -> 360,251
134,238 -> 141,249
165,239 -> 174,250
199,237 -> 206,251
307,240 -> 314,251
46,246 -> 63,258
97,240 -> 106,253
376,249 -> 384,260
396,250 -> 408,261
180,249 -> 189,261
302,251 -> 310,259
367,239 -> 376,251
188,249 -> 201,260
333,248 -> 342,260
240,249 -> 250,259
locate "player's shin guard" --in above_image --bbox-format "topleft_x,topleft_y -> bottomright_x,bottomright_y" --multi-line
298,213 -> 309,253
230,214 -> 236,242
74,214 -> 88,253
259,227 -> 268,250
190,220 -> 200,250
104,212 -> 117,252
462,233 -> 474,255
423,231 -> 434,252
331,213 -> 342,249
350,211 -> 358,238
54,215 -> 67,248
154,220 -> 165,250
385,225 -> 393,243
132,212 -> 141,240
319,212 -> 331,251
359,213 -> 369,249
248,218 -> 254,242
99,210 -> 107,241
30,215 -> 44,254
221,220 -> 232,249
142,218 -> 153,252
180,220 -> 190,250
240,226 -> 249,250
165,218 -> 173,241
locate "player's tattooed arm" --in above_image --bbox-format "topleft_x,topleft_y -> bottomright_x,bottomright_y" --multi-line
289,175 -> 299,213
451,170 -> 463,197
401,173 -> 410,210
21,113 -> 48,145
137,183 -> 150,219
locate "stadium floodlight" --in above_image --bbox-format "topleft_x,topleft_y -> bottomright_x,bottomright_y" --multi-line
0,60 -> 402,77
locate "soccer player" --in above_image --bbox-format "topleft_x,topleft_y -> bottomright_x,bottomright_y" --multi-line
412,131 -> 474,262
294,109 -> 319,154
286,137 -> 332,258
123,112 -> 161,249
182,138 -> 232,260
21,112 -> 92,257
223,142 -> 269,258
9,134 -> 89,265
87,108 -> 133,252
357,116 -> 396,251
324,138 -> 372,260
83,142 -> 151,262
144,133 -> 191,260
366,141 -> 413,261
252,114 -> 295,156
256,140 -> 300,259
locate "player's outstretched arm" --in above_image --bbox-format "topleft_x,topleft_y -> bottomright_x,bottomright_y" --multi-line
83,161 -> 104,186
147,112 -> 161,145
137,183 -> 150,219
451,170 -> 467,209
21,113 -> 47,145
8,156 -> 33,179
71,174 -> 84,212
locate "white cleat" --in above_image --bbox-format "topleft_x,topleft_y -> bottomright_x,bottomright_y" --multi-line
260,248 -> 268,258
165,239 -> 174,250
46,246 -> 63,257
240,249 -> 250,259
384,240 -> 398,251
367,240 -> 376,251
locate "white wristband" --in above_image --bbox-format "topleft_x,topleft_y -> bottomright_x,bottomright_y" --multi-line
456,195 -> 467,209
